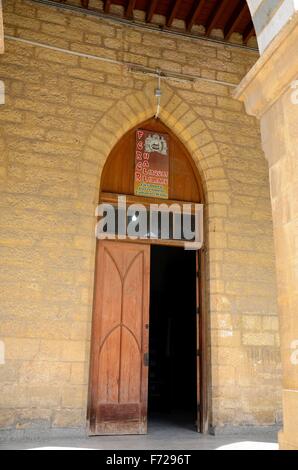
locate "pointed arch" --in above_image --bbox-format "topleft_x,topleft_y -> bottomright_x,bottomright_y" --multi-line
79,79 -> 229,204
100,117 -> 205,204
83,79 -> 235,434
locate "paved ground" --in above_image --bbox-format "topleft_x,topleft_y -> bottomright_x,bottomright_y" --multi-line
0,416 -> 279,450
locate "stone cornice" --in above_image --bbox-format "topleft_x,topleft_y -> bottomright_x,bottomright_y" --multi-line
234,11 -> 298,118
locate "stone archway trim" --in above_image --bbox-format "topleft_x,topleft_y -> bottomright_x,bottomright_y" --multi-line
79,80 -> 229,204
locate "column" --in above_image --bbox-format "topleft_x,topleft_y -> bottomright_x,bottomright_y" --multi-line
235,14 -> 298,450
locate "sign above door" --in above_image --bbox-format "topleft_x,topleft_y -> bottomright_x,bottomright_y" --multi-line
134,130 -> 169,200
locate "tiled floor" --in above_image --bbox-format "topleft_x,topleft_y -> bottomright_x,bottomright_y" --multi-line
0,416 -> 279,450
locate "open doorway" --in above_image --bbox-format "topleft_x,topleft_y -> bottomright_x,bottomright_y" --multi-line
148,245 -> 198,431
89,118 -> 207,436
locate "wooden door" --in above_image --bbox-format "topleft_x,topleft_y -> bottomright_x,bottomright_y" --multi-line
88,241 -> 151,435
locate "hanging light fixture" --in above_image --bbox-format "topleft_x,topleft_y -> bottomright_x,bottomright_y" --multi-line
154,68 -> 162,119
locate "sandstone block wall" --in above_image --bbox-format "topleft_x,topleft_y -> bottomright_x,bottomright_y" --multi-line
0,0 -> 281,433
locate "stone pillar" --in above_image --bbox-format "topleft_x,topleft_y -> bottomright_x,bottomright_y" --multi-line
247,0 -> 298,53
235,13 -> 298,450
0,0 -> 3,54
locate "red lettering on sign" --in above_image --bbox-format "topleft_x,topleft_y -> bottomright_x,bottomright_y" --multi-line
134,129 -> 169,199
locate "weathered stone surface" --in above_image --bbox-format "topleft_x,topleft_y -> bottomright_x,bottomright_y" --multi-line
0,0 -> 281,433
235,13 -> 298,448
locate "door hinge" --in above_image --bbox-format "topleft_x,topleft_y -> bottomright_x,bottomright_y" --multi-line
143,352 -> 149,367
197,350 -> 201,357
196,307 -> 200,315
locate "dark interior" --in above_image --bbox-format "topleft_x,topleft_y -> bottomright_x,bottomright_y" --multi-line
148,245 -> 198,430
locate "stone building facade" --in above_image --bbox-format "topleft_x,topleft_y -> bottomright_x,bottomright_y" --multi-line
0,0 -> 295,443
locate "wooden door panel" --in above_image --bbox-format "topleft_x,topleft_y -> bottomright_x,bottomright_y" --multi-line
88,241 -> 150,435
98,329 -> 121,403
123,253 -> 144,340
101,252 -> 122,338
120,328 -> 142,403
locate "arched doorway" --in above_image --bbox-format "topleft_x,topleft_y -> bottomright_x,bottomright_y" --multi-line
88,118 -> 208,436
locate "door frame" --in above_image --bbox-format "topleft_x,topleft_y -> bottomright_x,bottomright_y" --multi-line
88,118 -> 209,434
87,236 -> 209,434
197,247 -> 208,433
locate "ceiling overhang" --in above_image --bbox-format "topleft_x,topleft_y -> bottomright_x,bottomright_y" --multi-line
47,0 -> 257,48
